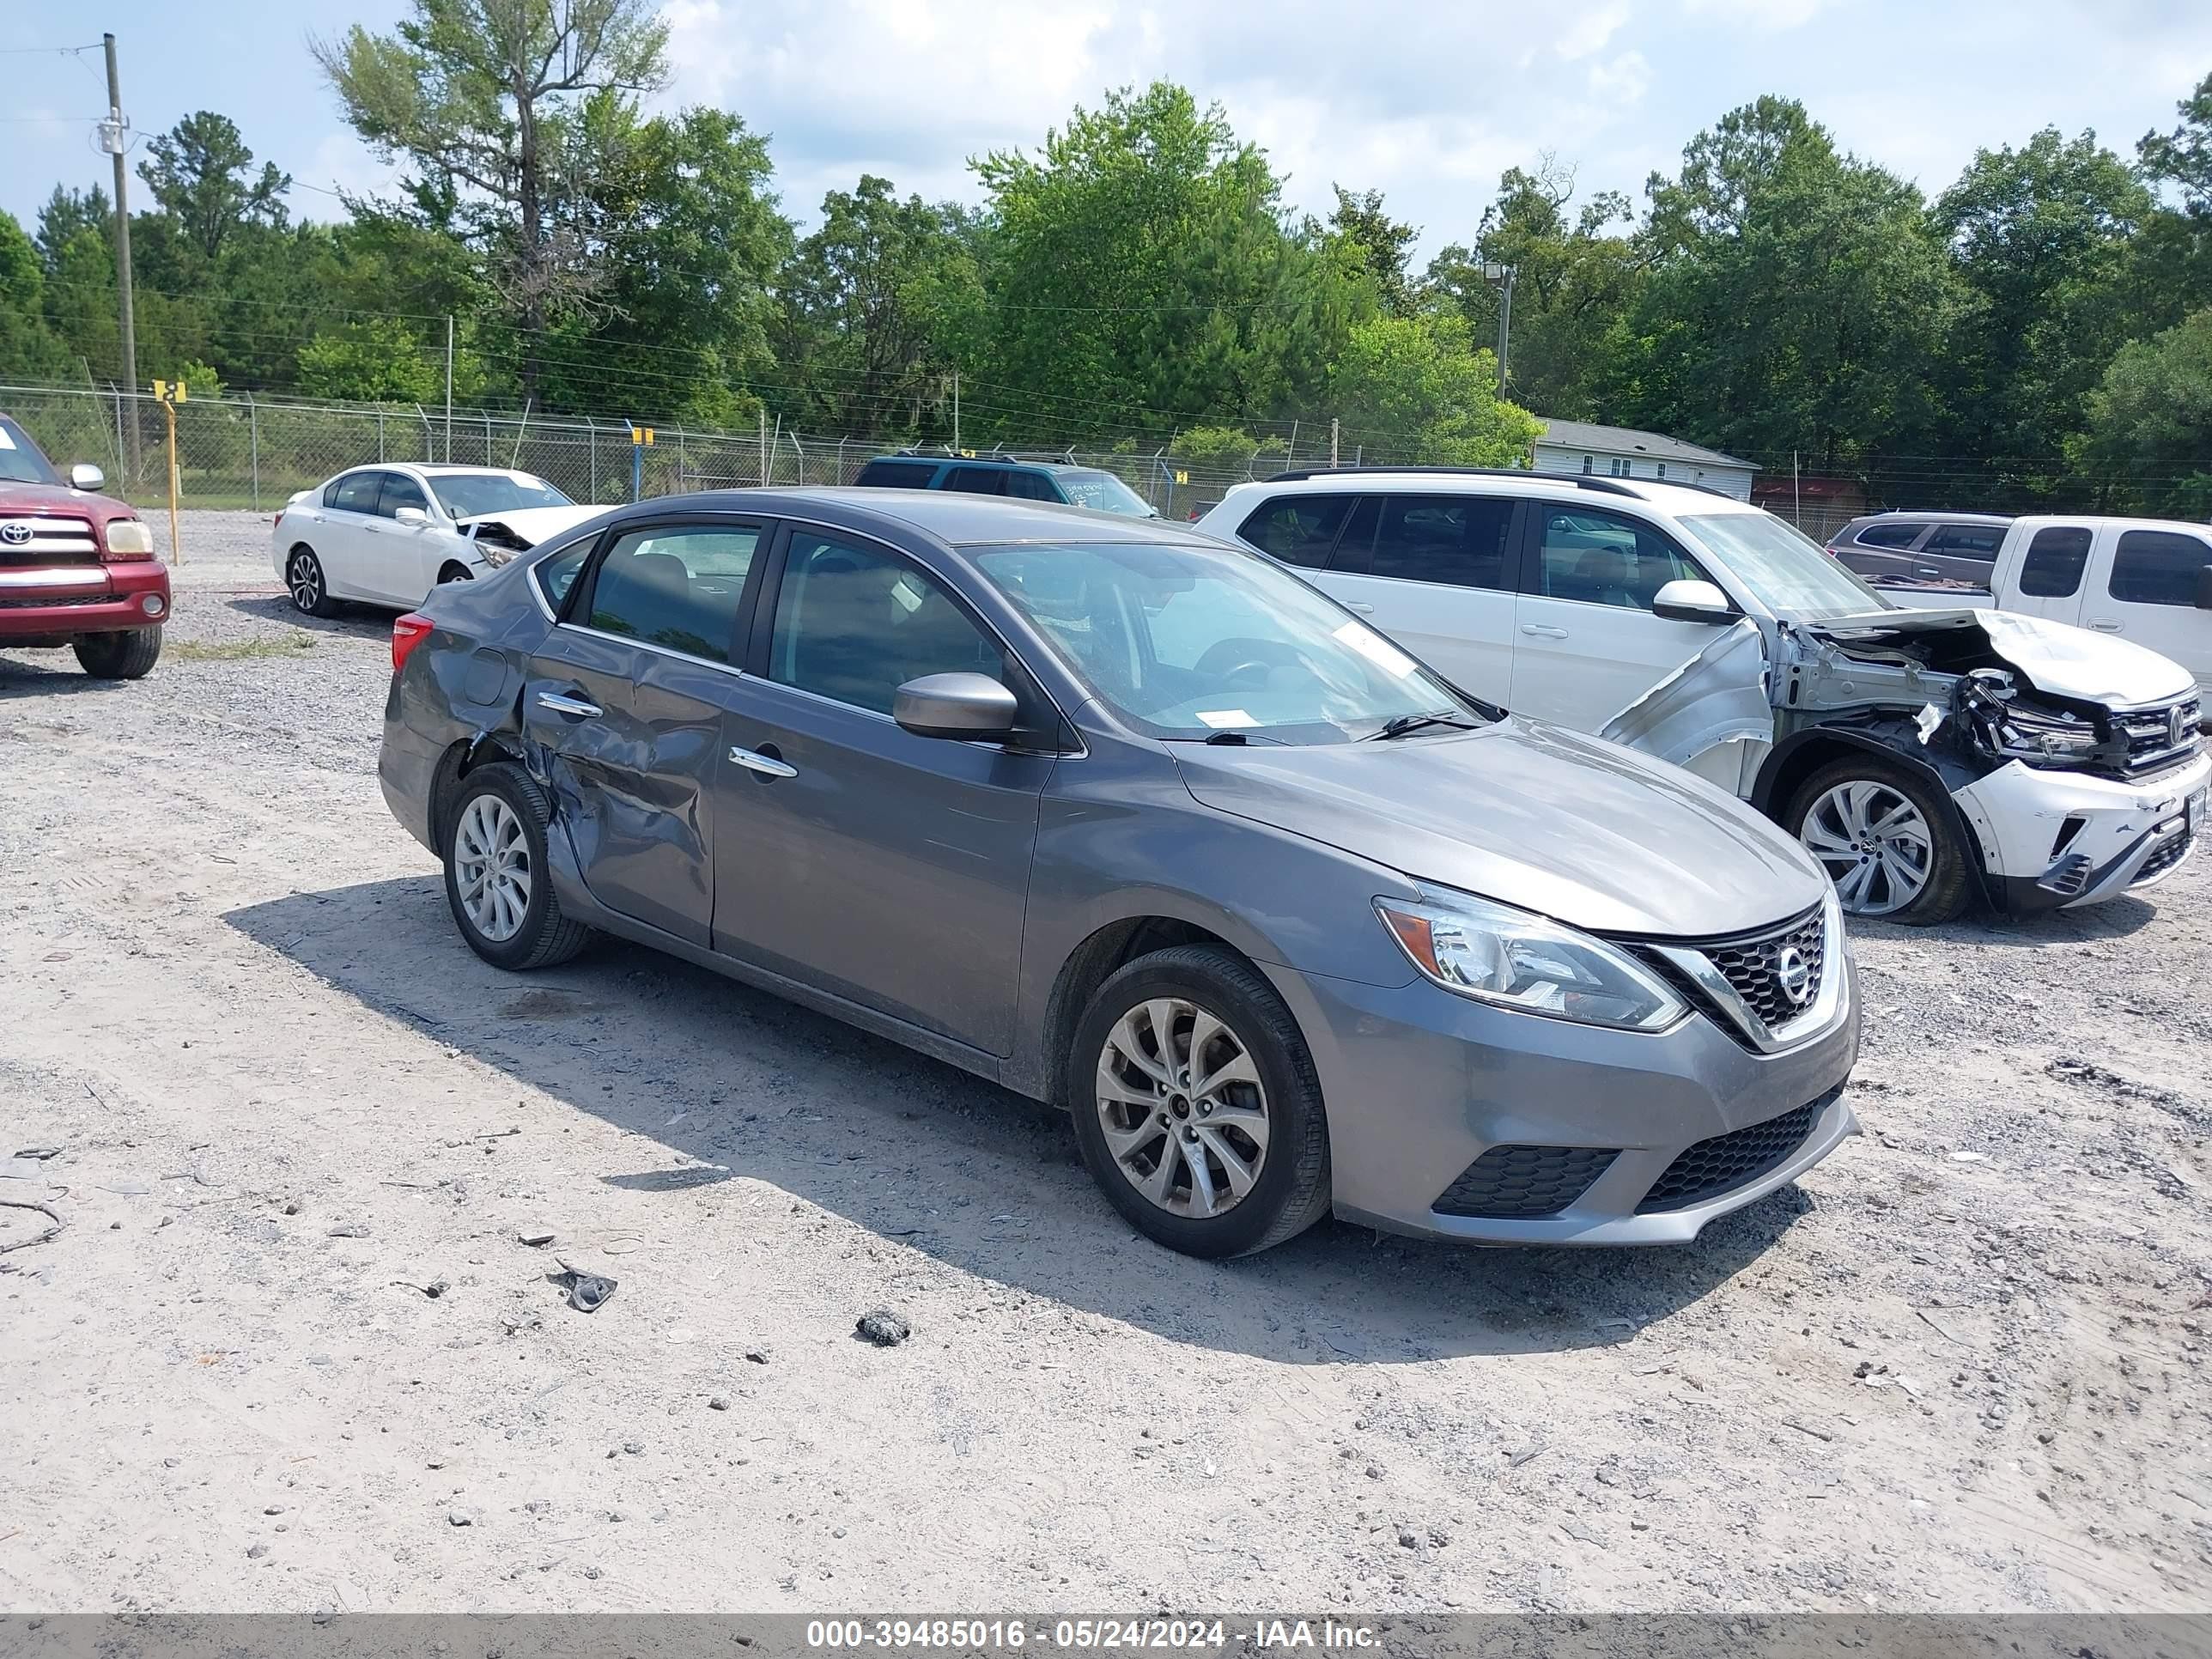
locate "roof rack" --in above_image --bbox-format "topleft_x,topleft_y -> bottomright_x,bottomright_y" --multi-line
1263,465 -> 1643,499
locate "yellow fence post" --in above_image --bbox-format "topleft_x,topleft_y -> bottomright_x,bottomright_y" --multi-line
152,379 -> 183,567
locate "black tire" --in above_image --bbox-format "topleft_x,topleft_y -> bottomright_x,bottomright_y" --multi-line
441,763 -> 596,970
73,627 -> 161,680
1784,754 -> 1973,926
285,545 -> 339,617
1067,945 -> 1332,1258
437,562 -> 474,586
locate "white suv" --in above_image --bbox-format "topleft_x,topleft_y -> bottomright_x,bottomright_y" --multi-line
1196,469 -> 2207,924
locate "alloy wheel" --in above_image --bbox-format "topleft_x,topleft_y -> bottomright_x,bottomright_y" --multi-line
453,794 -> 531,942
288,552 -> 322,613
1800,780 -> 1933,916
1094,997 -> 1271,1218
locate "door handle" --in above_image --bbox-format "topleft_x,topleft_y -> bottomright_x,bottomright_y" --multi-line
1521,623 -> 1570,639
2087,618 -> 2123,633
1913,566 -> 1941,579
730,745 -> 798,780
1344,602 -> 1375,614
536,690 -> 602,718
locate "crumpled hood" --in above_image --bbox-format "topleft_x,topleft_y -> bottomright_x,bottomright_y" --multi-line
1814,608 -> 2196,707
455,504 -> 612,547
1172,719 -> 1830,939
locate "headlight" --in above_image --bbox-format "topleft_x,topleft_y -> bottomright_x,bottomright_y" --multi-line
478,545 -> 520,568
1988,703 -> 2099,762
102,518 -> 155,558
1376,890 -> 1686,1031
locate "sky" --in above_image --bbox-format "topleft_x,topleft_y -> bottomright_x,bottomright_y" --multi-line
7,0 -> 2212,264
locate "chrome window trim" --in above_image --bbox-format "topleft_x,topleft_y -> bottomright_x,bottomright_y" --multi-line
556,621 -> 748,678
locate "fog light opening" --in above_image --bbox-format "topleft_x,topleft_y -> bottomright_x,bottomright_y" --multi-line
138,593 -> 166,617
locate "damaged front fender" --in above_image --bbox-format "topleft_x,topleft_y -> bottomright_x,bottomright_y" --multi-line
1598,618 -> 1774,795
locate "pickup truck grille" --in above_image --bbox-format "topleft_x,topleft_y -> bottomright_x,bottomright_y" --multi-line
2102,696 -> 2202,780
0,514 -> 100,563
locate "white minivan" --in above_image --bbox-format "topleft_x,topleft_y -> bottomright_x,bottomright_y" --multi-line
1196,470 -> 2208,925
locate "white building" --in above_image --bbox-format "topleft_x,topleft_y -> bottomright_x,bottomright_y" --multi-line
1532,419 -> 1757,501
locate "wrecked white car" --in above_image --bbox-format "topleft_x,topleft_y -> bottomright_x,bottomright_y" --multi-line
271,465 -> 614,616
1194,471 -> 2208,924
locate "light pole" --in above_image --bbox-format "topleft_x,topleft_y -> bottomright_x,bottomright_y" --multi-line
1480,261 -> 1516,391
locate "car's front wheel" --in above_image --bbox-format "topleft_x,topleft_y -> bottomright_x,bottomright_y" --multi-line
1786,756 -> 1972,925
441,763 -> 595,969
74,627 -> 161,679
285,547 -> 338,617
1068,945 -> 1331,1258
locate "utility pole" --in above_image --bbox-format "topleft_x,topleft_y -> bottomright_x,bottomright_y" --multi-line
101,33 -> 139,486
1329,418 -> 1340,469
443,316 -> 454,464
1482,262 -> 1517,390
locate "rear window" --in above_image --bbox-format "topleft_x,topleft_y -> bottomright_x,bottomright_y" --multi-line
327,472 -> 383,513
1924,524 -> 2004,557
1370,496 -> 1516,591
945,466 -> 1009,496
854,459 -> 938,489
2019,526 -> 2091,599
1852,521 -> 1923,549
2109,529 -> 2212,607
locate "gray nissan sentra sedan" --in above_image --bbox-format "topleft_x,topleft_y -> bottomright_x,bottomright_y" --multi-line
379,489 -> 1859,1258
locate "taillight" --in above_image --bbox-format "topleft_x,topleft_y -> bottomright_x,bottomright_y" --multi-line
392,612 -> 434,674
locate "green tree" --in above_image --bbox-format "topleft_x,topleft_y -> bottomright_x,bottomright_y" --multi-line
974,82 -> 1369,437
0,211 -> 73,380
1329,312 -> 1542,465
1609,97 -> 1956,470
778,176 -> 983,436
1932,128 -> 2151,468
1328,186 -> 1419,313
313,0 -> 671,398
138,112 -> 291,261
2074,307 -> 2212,516
298,318 -> 446,401
2132,70 -> 2212,329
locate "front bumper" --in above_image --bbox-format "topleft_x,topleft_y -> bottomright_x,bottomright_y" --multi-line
0,562 -> 170,642
1953,752 -> 2210,914
1264,939 -> 1859,1245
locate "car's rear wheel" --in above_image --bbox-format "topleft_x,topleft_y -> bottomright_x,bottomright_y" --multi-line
286,547 -> 338,617
441,763 -> 595,970
1068,945 -> 1331,1258
74,627 -> 161,680
1786,756 -> 1972,925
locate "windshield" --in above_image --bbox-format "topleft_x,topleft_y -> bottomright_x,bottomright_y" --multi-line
969,540 -> 1489,744
0,418 -> 63,487
1057,470 -> 1156,517
426,471 -> 573,519
1680,511 -> 1891,619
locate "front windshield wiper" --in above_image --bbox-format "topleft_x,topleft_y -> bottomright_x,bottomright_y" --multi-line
1365,709 -> 1480,742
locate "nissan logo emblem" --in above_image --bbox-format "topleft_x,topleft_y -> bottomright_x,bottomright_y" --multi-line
0,522 -> 31,546
1775,946 -> 1814,1007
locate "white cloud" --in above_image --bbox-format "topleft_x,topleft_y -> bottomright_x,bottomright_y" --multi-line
1558,1 -> 1634,61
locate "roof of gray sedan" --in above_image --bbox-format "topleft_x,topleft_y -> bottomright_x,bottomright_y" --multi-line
628,486 -> 1208,547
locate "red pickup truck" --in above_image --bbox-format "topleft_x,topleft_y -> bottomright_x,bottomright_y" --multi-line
0,411 -> 169,678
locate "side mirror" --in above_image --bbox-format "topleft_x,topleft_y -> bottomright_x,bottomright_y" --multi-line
70,463 -> 105,492
1651,578 -> 1737,624
393,506 -> 430,526
2195,564 -> 2212,611
893,672 -> 1019,741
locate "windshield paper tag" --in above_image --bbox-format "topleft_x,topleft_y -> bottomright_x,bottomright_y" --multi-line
0,427 -> 15,449
1334,622 -> 1419,678
1195,709 -> 1258,729
890,576 -> 924,613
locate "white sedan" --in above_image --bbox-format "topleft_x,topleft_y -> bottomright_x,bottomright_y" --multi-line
271,465 -> 612,615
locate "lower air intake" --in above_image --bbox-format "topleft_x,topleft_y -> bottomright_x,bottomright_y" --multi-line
1635,1090 -> 1837,1213
1431,1144 -> 1618,1219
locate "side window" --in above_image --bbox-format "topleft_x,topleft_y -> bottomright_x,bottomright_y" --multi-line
1854,522 -> 1923,549
2018,526 -> 2091,599
1368,495 -> 1513,590
329,472 -> 382,514
1005,471 -> 1061,502
944,466 -> 1008,496
1235,494 -> 1355,568
854,459 -> 939,489
2109,530 -> 2212,607
378,473 -> 431,519
585,524 -> 761,663
532,540 -> 591,613
1535,507 -> 1708,611
1924,524 -> 2003,557
769,534 -> 1002,715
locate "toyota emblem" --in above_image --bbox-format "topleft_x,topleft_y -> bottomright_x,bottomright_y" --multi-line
0,522 -> 31,546
1775,946 -> 1814,1007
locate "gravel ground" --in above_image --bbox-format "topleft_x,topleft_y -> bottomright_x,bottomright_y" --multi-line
2,509 -> 2209,1615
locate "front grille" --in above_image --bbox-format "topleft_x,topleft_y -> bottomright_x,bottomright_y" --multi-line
0,593 -> 107,610
2103,697 -> 2202,780
2133,829 -> 2193,886
1705,907 -> 1826,1033
1636,1090 -> 1836,1213
0,514 -> 100,562
1431,1145 -> 1618,1219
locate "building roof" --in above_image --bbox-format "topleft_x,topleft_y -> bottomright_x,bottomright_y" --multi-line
1535,419 -> 1754,471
